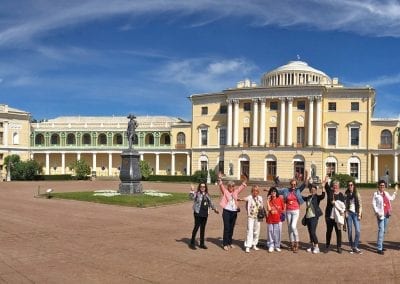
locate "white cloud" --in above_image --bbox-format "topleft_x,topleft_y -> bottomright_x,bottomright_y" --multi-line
350,73 -> 400,87
157,57 -> 257,91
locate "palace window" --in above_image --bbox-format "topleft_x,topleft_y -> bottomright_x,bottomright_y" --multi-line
380,130 -> 392,148
177,132 -> 186,145
328,102 -> 336,112
201,107 -> 208,115
351,102 -> 359,112
327,128 -> 336,146
50,133 -> 59,145
35,134 -> 44,145
243,102 -> 251,111
270,101 -> 278,110
145,133 -> 154,145
326,162 -> 336,176
201,129 -> 208,146
350,128 -> 359,146
0,132 -> 3,145
297,100 -> 305,110
219,128 -> 226,146
219,105 -> 227,114
98,133 -> 107,145
297,127 -> 305,147
350,162 -> 359,179
82,133 -> 91,145
218,160 -> 224,174
67,133 -> 76,145
270,127 -> 277,145
113,134 -> 123,145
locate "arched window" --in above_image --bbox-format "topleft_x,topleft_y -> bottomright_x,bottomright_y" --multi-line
160,133 -> 170,145
35,134 -> 44,145
82,133 -> 91,145
380,130 -> 392,148
145,133 -> 154,145
98,133 -> 107,145
113,134 -> 123,145
66,133 -> 76,145
177,132 -> 185,145
50,134 -> 60,145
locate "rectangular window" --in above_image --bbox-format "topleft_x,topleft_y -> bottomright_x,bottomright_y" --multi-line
350,163 -> 359,179
351,128 -> 359,146
219,128 -> 226,145
201,161 -> 208,172
243,127 -> 251,146
243,102 -> 251,111
328,102 -> 336,112
201,106 -> 208,115
351,102 -> 359,112
328,128 -> 336,146
219,105 -> 227,114
0,132 -> 3,145
0,153 -> 3,159
297,127 -> 305,147
0,122 -> 3,128
270,127 -> 277,146
201,129 -> 208,146
270,101 -> 278,110
297,100 -> 305,110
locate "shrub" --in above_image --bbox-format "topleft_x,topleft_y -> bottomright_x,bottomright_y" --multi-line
331,173 -> 355,188
70,160 -> 91,180
140,160 -> 152,180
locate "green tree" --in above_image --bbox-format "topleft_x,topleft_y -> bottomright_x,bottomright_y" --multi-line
140,160 -> 152,180
4,155 -> 41,180
23,159 -> 42,180
70,160 -> 91,180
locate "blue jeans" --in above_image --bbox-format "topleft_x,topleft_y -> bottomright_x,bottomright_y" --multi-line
346,211 -> 361,249
377,216 -> 389,251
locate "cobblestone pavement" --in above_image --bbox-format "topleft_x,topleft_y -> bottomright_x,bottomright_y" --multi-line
0,180 -> 399,283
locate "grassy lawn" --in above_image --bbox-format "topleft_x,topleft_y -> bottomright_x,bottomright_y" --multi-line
47,191 -> 191,208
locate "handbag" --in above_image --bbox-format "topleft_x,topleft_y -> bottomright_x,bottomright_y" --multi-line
301,215 -> 307,226
257,207 -> 266,220
280,212 -> 286,222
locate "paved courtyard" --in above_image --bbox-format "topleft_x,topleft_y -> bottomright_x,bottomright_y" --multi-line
0,180 -> 399,283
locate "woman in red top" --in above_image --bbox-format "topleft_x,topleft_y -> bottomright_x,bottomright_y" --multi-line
266,187 -> 285,252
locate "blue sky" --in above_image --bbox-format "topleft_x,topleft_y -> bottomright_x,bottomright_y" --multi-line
1,0 -> 400,121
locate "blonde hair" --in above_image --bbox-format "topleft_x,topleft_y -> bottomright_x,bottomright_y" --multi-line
227,181 -> 235,188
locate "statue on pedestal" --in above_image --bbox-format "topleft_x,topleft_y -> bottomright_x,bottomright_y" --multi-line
127,114 -> 138,150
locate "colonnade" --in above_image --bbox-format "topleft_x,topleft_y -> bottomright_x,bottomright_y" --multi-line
225,96 -> 322,147
373,153 -> 399,183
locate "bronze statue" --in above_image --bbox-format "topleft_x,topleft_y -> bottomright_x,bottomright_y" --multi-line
127,114 -> 138,149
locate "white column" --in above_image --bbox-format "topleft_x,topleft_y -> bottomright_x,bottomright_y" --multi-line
108,153 -> 113,176
45,152 -> 50,175
252,99 -> 258,146
233,99 -> 239,146
394,154 -> 398,183
92,153 -> 97,172
140,154 -> 144,161
315,97 -> 322,146
156,153 -> 160,175
61,153 -> 65,174
279,98 -> 286,146
77,152 -> 81,161
308,97 -> 314,146
186,154 -> 191,175
171,153 -> 175,175
374,154 -> 379,182
227,100 -> 233,146
4,121 -> 8,146
259,99 -> 266,146
287,98 -> 293,146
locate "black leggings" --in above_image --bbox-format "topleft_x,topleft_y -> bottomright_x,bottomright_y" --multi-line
222,209 -> 238,246
191,213 -> 208,244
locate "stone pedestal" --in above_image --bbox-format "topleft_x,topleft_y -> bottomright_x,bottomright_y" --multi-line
119,149 -> 142,194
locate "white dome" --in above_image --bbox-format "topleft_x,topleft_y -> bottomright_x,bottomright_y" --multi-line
261,60 -> 332,87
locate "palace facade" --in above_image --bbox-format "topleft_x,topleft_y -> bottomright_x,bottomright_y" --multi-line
0,60 -> 399,183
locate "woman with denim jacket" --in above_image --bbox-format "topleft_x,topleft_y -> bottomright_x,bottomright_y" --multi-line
217,173 -> 247,251
278,170 -> 309,253
189,182 -> 219,250
345,181 -> 363,254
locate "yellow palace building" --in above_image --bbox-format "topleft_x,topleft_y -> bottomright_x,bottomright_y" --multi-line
0,60 -> 399,183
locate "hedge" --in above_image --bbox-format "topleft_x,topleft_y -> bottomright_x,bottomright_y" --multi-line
34,174 -> 73,181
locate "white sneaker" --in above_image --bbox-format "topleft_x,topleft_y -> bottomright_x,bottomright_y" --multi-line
253,245 -> 260,251
245,247 -> 250,253
268,247 -> 274,253
275,247 -> 281,252
306,247 -> 313,253
313,247 -> 320,254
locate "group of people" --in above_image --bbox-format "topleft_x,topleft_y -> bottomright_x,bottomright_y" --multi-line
189,172 -> 398,255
